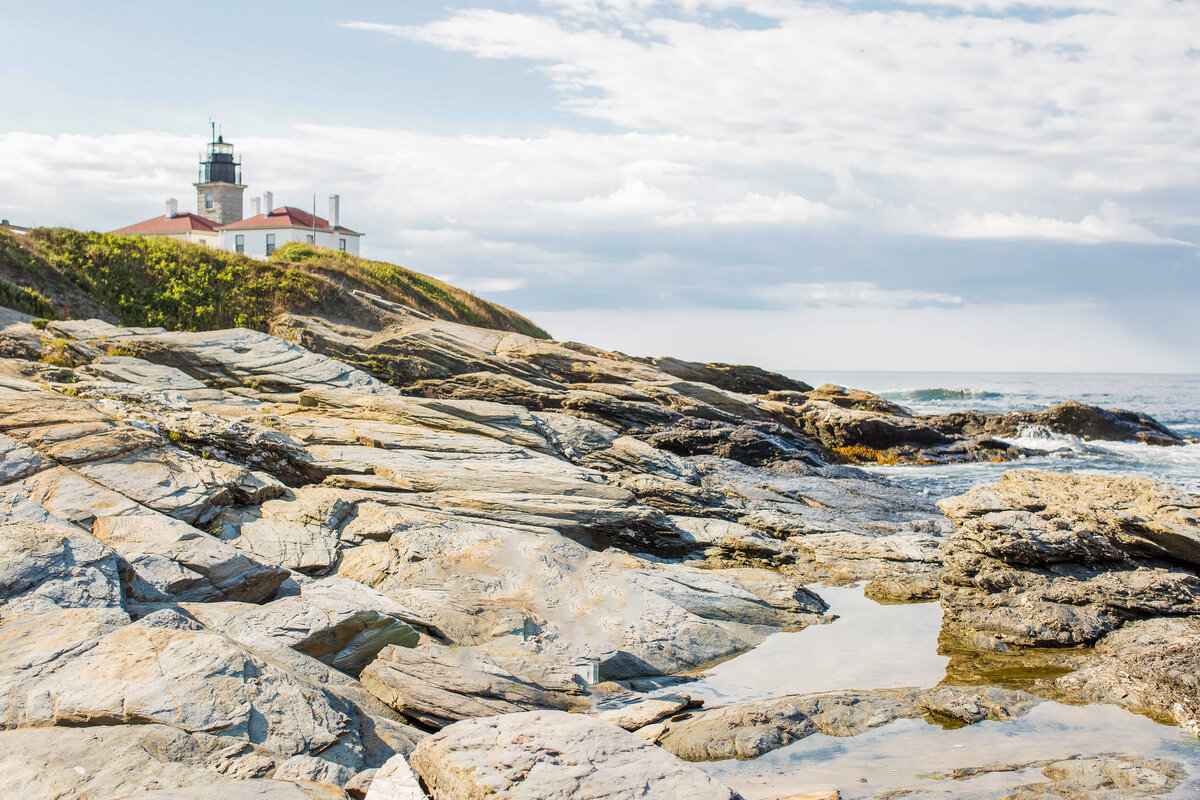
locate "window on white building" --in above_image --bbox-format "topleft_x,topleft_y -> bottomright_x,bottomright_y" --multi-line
338,238 -> 346,251
265,233 -> 275,256
235,234 -> 245,254
205,194 -> 214,210
306,234 -> 315,244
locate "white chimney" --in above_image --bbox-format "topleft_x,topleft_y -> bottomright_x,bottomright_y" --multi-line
263,192 -> 273,215
328,194 -> 340,229
165,198 -> 178,218
251,196 -> 261,217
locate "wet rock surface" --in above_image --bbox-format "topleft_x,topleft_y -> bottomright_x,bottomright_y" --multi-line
1055,616 -> 1200,735
647,685 -> 1041,761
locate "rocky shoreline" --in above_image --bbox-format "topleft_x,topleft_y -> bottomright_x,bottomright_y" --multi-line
1,301 -> 1198,799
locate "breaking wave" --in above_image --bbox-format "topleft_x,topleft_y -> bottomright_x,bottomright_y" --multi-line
882,388 -> 1002,403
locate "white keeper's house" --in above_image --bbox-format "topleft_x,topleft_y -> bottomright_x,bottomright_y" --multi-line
114,126 -> 363,258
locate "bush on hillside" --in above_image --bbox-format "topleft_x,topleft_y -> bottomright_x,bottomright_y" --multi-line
6,230 -> 549,339
0,275 -> 56,319
25,228 -> 323,331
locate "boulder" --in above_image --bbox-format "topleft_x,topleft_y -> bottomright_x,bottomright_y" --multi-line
0,608 -> 363,758
360,645 -> 576,728
94,513 -> 288,603
650,685 -> 1041,761
939,470 -> 1200,647
408,710 -> 740,799
363,755 -> 428,800
652,689 -> 918,761
593,694 -> 698,731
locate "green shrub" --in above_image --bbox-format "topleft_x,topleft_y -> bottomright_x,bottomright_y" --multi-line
25,228 -> 322,332
0,275 -> 56,318
5,228 -> 549,339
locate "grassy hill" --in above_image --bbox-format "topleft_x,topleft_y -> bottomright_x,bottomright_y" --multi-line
0,227 -> 549,338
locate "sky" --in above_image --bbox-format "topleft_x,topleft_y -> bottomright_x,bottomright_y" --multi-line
1,0 -> 1198,373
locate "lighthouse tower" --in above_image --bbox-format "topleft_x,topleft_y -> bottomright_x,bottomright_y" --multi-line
193,124 -> 246,225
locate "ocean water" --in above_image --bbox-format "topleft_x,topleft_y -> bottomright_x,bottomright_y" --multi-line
790,371 -> 1200,497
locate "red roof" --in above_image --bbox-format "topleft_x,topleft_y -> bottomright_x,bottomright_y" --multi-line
219,206 -> 360,236
113,213 -> 220,235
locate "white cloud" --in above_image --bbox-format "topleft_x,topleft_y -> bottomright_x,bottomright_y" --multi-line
750,281 -> 964,310
884,200 -> 1190,245
940,202 -> 1189,245
545,177 -> 693,221
710,192 -> 842,224
348,1 -> 1200,227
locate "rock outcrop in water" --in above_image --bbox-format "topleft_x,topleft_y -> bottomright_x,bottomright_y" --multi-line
641,684 -> 1041,761
924,400 -> 1189,448
938,470 -> 1200,649
752,385 -> 1185,466
937,469 -> 1200,750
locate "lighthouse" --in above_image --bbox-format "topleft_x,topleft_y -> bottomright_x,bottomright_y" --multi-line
193,124 -> 246,225
115,124 -> 362,257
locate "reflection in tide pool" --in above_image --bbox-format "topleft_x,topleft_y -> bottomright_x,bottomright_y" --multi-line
664,585 -> 1200,798
667,585 -> 947,705
701,702 -> 1200,800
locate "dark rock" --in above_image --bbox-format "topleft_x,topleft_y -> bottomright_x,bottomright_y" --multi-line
925,400 -> 1187,447
641,356 -> 813,395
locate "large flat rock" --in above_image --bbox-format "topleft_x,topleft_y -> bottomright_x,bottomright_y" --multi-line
192,577 -> 424,674
408,710 -> 739,799
0,608 -> 360,758
93,513 -> 288,603
92,328 -> 397,395
0,521 -> 124,609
